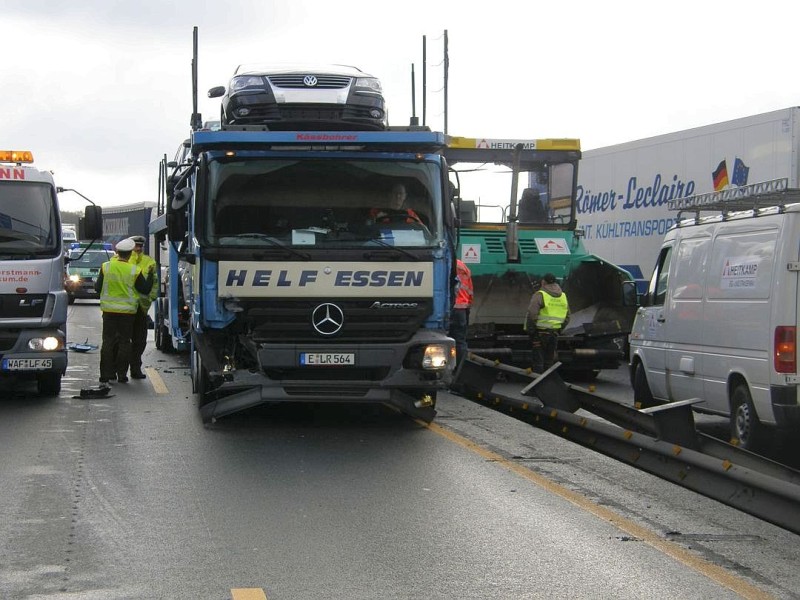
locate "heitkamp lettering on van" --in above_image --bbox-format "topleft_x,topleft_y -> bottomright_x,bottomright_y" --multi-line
721,256 -> 759,289
218,261 -> 433,298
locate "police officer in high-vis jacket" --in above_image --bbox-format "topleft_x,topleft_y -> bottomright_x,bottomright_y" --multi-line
94,238 -> 154,384
127,235 -> 157,379
525,273 -> 570,373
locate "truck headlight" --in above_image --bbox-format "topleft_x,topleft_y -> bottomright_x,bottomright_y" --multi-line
68,274 -> 81,283
422,344 -> 450,370
29,337 -> 61,351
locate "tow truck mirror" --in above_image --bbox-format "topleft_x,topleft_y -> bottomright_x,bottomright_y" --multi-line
83,205 -> 103,240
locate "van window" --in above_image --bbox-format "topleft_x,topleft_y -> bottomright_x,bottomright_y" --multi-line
707,230 -> 776,300
672,236 -> 709,300
648,245 -> 673,306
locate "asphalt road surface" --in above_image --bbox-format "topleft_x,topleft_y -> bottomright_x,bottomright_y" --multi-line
0,300 -> 798,599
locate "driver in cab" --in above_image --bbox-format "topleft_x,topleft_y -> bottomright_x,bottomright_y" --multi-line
368,183 -> 423,226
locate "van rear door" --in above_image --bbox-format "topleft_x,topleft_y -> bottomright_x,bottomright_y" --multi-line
703,224 -> 779,417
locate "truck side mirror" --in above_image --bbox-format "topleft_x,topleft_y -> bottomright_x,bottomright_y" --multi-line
171,187 -> 192,210
167,187 -> 191,242
83,205 -> 103,240
622,280 -> 639,307
445,201 -> 456,228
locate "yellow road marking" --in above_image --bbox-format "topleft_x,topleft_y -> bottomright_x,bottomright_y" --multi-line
423,420 -> 772,600
144,366 -> 168,395
231,588 -> 267,600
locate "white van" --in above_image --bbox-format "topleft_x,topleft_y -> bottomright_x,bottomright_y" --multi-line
629,186 -> 800,449
62,226 -> 77,244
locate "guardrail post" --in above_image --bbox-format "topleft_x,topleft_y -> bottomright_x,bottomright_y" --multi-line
522,363 -> 581,413
639,398 -> 703,450
453,354 -> 500,399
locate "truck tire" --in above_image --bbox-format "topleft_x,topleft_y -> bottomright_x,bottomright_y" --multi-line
191,348 -> 211,405
633,362 -> 657,409
155,320 -> 173,353
37,373 -> 62,397
730,383 -> 763,450
154,300 -> 172,353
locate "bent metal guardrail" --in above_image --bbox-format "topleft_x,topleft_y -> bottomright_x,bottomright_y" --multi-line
452,354 -> 800,536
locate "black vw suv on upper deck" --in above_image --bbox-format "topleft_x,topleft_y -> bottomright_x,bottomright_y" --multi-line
208,63 -> 388,131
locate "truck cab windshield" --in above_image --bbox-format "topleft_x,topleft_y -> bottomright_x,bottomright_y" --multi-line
203,158 -> 442,248
0,182 -> 59,255
455,162 -> 576,226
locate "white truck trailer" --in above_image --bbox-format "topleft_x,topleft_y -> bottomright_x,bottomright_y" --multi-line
575,106 -> 800,290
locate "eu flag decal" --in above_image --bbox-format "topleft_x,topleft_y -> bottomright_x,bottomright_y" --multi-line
731,157 -> 750,187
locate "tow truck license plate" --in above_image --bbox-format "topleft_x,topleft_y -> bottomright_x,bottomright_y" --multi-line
300,353 -> 355,366
2,358 -> 53,370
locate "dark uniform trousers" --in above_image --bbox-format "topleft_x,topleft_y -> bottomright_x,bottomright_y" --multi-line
130,307 -> 148,376
530,329 -> 559,374
100,312 -> 135,380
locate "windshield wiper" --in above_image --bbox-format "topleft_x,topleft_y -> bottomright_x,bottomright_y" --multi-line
234,233 -> 311,260
362,238 -> 421,261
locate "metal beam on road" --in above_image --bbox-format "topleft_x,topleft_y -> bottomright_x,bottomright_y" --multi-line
454,355 -> 800,536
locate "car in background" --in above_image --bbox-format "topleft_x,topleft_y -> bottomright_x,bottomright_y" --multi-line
62,226 -> 77,244
64,243 -> 113,304
208,63 -> 388,130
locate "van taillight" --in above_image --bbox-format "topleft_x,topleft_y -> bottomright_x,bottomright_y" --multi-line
774,326 -> 796,373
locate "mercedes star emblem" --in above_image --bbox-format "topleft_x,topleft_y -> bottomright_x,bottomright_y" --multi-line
311,303 -> 344,335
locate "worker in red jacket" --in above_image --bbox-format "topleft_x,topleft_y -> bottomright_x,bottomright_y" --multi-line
449,259 -> 474,367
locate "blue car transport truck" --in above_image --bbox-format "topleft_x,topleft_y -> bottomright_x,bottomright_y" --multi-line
156,128 -> 459,423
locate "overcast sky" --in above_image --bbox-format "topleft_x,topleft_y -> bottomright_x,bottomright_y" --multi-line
3,0 -> 798,212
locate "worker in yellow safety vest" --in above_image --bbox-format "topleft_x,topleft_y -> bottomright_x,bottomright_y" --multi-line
524,272 -> 570,373
94,237 -> 154,384
127,235 -> 158,379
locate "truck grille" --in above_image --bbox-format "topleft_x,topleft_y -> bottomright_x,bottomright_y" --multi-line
246,299 -> 431,344
268,75 -> 351,89
267,368 -> 389,384
0,294 -> 48,318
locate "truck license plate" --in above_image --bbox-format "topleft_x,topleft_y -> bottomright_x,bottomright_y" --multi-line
300,353 -> 355,366
2,358 -> 53,370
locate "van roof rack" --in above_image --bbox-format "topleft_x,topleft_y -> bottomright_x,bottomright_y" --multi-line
668,178 -> 800,216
